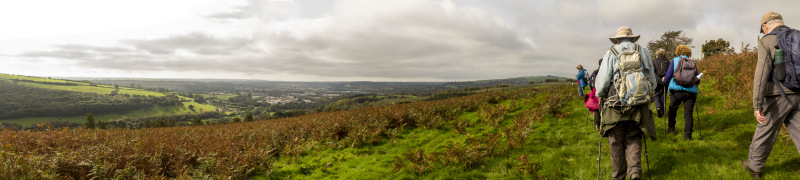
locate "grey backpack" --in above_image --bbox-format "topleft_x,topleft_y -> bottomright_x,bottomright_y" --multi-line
673,57 -> 699,87
606,45 -> 653,110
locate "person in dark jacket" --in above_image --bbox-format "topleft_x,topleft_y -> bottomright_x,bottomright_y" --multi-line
662,45 -> 699,140
652,48 -> 670,117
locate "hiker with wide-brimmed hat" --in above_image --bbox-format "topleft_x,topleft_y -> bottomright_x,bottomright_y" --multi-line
743,11 -> 800,180
595,26 -> 658,180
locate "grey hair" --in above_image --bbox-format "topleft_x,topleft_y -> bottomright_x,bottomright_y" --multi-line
766,19 -> 784,26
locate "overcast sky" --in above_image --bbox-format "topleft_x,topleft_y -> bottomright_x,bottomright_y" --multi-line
1,0 -> 798,81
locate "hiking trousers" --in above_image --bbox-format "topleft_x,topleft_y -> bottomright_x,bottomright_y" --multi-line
747,94 -> 800,173
668,90 -> 696,139
608,121 -> 643,180
654,83 -> 666,109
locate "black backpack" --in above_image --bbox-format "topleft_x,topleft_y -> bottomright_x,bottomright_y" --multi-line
771,26 -> 800,94
673,57 -> 699,87
653,56 -> 670,77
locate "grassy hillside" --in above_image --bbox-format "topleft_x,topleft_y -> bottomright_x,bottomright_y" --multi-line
261,84 -> 797,179
0,74 -> 216,127
2,50 -> 797,179
258,50 -> 798,179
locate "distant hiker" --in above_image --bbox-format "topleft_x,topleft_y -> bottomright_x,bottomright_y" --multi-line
652,48 -> 670,118
596,26 -> 658,180
743,12 -> 800,180
589,59 -> 602,90
576,64 -> 589,97
589,59 -> 602,130
662,45 -> 700,140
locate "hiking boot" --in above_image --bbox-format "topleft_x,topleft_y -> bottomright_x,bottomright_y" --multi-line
630,173 -> 641,180
595,125 -> 599,131
656,108 -> 664,118
742,159 -> 761,179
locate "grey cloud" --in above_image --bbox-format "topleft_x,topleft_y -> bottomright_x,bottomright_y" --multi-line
14,0 -> 570,80
20,0 -> 800,81
122,32 -> 251,55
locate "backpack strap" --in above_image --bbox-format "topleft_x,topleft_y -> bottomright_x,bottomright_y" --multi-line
609,45 -> 620,57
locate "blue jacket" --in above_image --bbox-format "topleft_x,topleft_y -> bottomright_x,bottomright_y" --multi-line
576,69 -> 588,87
663,55 -> 698,93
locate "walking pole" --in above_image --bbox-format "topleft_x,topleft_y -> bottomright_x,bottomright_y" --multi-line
597,102 -> 603,180
598,131 -> 602,180
587,109 -> 590,126
644,135 -> 651,180
696,89 -> 701,140
664,87 -> 668,135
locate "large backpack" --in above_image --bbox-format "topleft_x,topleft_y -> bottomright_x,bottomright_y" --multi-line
606,45 -> 653,110
673,57 -> 699,87
772,27 -> 800,94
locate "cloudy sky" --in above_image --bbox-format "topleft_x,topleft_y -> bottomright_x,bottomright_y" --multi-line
0,0 -> 798,81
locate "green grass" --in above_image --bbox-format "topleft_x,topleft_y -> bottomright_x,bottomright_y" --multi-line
3,99 -> 217,127
0,74 -> 164,97
0,74 -> 217,126
256,82 -> 800,179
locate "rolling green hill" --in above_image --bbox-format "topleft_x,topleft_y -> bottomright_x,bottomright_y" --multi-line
0,74 -> 216,127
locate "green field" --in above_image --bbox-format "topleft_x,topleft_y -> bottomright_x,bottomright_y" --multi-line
0,74 -> 217,126
200,93 -> 237,100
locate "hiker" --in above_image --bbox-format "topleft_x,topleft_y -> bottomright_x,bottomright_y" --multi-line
589,59 -> 602,130
652,48 -> 670,118
596,26 -> 658,180
743,12 -> 800,179
576,64 -> 589,97
662,45 -> 700,140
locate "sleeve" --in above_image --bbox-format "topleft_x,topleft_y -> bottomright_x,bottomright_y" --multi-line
595,51 -> 615,98
663,59 -> 675,84
639,47 -> 657,88
753,38 -> 773,111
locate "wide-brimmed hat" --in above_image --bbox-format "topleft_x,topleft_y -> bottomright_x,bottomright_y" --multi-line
609,26 -> 640,43
760,12 -> 782,33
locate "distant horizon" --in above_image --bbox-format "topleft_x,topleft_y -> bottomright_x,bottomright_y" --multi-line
3,73 -> 571,83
